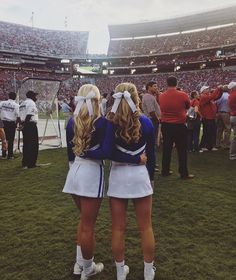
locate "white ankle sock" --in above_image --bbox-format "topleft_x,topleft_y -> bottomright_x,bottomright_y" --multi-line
144,261 -> 154,275
116,260 -> 125,277
83,257 -> 94,275
76,245 -> 83,266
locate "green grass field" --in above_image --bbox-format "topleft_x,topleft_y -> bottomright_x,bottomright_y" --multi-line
0,148 -> 235,280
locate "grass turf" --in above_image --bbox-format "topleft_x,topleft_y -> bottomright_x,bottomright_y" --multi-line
0,148 -> 235,280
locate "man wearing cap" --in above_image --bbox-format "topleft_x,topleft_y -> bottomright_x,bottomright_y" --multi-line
199,85 -> 223,151
0,92 -> 20,159
20,90 -> 39,168
228,81 -> 236,160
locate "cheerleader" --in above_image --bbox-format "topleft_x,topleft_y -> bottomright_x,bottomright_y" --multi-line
63,84 -> 112,280
107,83 -> 156,280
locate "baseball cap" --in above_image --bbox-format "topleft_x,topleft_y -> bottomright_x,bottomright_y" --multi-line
228,81 -> 236,90
200,86 -> 210,93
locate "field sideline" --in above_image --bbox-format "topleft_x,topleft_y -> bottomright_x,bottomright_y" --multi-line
0,148 -> 235,280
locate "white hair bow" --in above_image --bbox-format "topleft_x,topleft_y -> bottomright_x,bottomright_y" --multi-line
74,91 -> 96,116
111,91 -> 137,113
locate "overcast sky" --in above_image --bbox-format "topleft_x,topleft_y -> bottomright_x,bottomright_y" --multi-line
0,0 -> 236,54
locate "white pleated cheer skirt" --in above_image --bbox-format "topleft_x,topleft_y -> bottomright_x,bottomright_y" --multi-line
63,157 -> 104,198
107,162 -> 153,199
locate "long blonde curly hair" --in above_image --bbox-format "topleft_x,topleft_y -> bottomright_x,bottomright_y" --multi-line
107,82 -> 141,143
73,84 -> 101,156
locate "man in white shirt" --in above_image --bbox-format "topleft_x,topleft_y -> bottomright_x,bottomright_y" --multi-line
0,92 -> 20,159
20,90 -> 39,169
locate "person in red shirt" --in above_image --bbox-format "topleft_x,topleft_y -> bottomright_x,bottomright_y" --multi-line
159,76 -> 194,179
199,85 -> 223,151
228,81 -> 236,160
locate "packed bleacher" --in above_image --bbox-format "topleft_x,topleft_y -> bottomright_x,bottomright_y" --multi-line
0,21 -> 88,57
94,69 -> 236,95
108,25 -> 236,56
1,68 -> 236,103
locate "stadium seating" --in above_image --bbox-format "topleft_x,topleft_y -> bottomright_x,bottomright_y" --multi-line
108,25 -> 236,56
1,68 -> 236,103
0,21 -> 88,57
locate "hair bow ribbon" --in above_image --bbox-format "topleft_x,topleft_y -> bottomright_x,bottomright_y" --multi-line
74,91 -> 96,116
111,91 -> 137,113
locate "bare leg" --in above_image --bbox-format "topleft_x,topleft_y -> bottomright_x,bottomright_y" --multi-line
109,197 -> 128,262
73,196 -> 102,259
133,196 -> 155,262
72,195 -> 82,245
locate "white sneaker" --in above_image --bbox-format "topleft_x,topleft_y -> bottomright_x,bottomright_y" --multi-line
117,265 -> 129,280
73,262 -> 83,275
212,147 -> 218,151
80,262 -> 104,280
144,265 -> 156,280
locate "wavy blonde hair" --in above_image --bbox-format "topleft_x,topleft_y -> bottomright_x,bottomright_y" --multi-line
73,84 -> 101,156
107,82 -> 141,143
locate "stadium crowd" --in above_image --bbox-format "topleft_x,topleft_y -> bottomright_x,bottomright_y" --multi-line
1,68 -> 236,105
108,25 -> 236,56
0,21 -> 88,57
94,69 -> 236,96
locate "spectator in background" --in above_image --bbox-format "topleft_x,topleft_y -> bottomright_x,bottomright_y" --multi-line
60,99 -> 72,129
199,85 -> 223,152
0,119 -> 8,158
142,81 -> 161,171
159,76 -> 194,179
215,85 -> 231,149
187,91 -> 201,152
142,82 -> 161,136
228,81 -> 236,160
20,91 -> 39,169
0,92 -> 20,159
